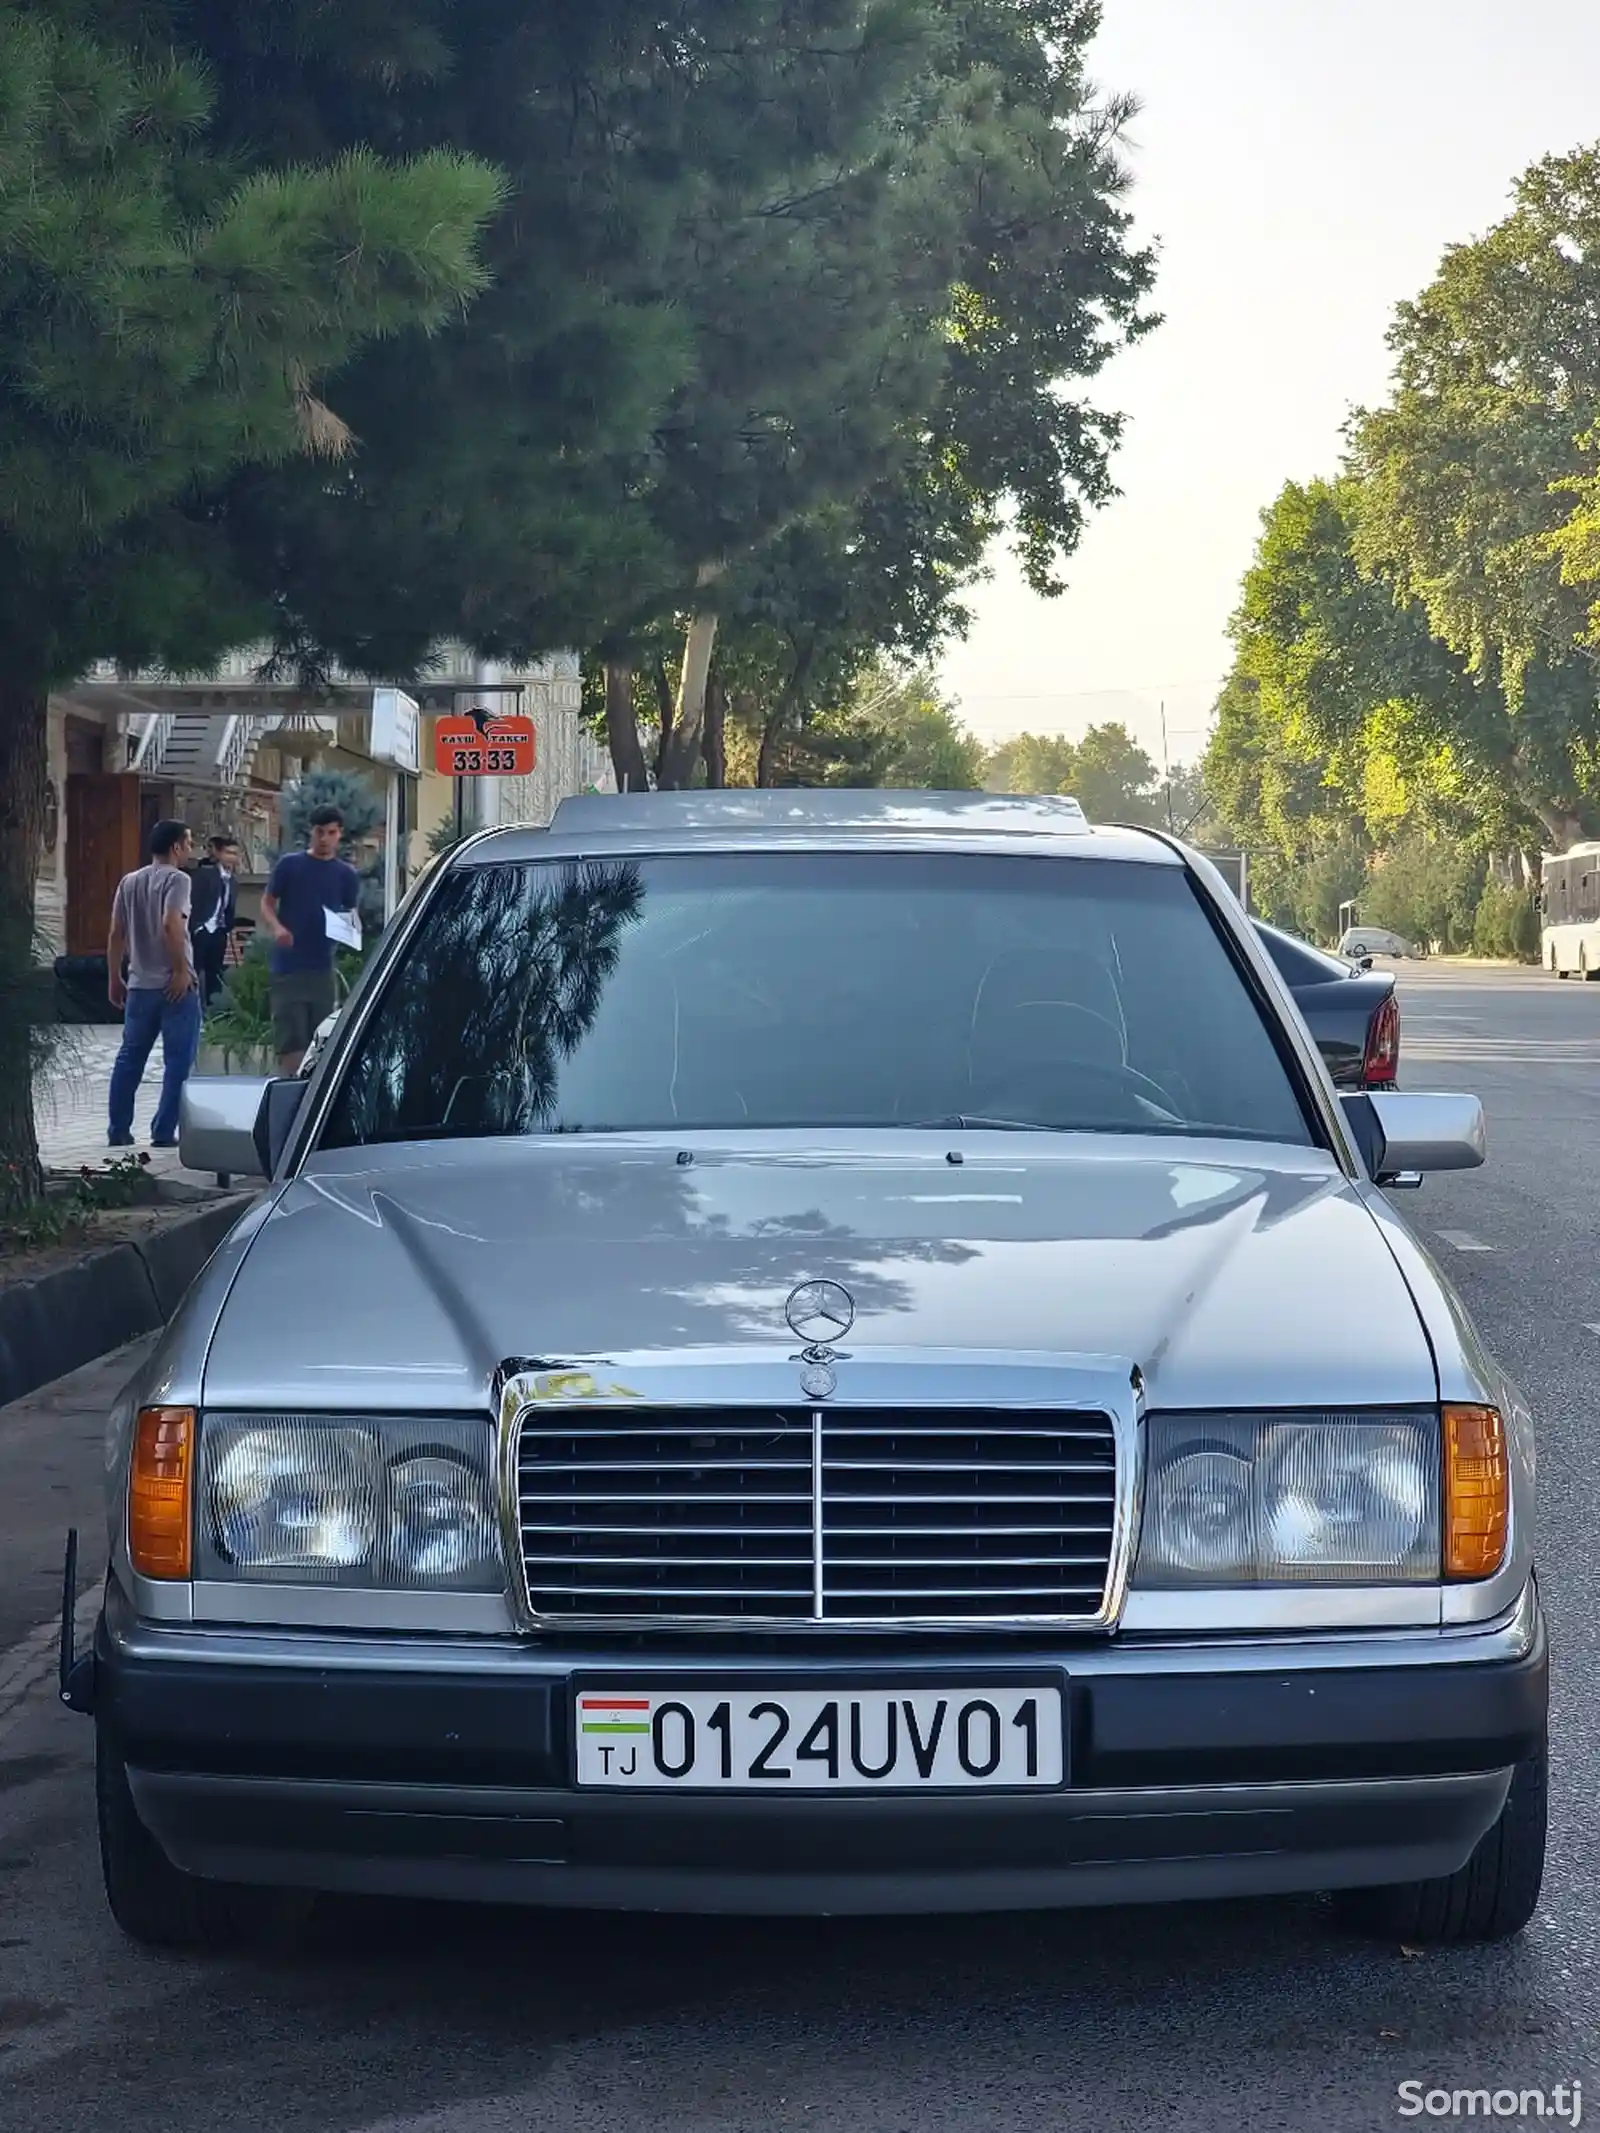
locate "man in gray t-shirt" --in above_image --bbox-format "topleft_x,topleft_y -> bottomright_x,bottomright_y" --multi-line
106,820 -> 200,1149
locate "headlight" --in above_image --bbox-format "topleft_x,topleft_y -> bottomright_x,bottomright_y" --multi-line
383,1453 -> 499,1584
210,1422 -> 377,1575
1134,1412 -> 1439,1587
200,1415 -> 502,1590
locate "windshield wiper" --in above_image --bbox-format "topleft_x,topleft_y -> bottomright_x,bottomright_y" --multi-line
914,1114 -> 1072,1133
353,1122 -> 587,1146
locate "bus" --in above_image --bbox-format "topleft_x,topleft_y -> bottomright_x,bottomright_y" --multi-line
1541,844 -> 1600,976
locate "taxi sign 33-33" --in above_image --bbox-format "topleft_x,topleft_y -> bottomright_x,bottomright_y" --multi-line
434,713 -> 536,777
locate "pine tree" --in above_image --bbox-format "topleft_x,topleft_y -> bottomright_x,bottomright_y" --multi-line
0,3 -> 501,1201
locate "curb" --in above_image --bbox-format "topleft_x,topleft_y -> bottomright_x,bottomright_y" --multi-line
0,1196 -> 253,1411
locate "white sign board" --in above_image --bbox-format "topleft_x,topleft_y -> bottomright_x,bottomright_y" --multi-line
370,687 -> 421,774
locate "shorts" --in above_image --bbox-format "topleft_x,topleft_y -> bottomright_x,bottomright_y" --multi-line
270,969 -> 337,1057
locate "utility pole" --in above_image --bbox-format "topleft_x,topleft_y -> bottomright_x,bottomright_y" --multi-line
1160,700 -> 1175,831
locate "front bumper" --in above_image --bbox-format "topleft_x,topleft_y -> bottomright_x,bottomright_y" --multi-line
93,1587 -> 1548,1918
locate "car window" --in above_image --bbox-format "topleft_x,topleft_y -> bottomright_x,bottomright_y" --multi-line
319,852 -> 1316,1149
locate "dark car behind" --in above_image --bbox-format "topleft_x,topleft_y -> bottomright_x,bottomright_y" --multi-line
1253,920 -> 1400,1088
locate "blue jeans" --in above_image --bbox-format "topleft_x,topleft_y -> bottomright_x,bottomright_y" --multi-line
108,987 -> 202,1145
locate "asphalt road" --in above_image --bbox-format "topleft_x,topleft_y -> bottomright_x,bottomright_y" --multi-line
0,959 -> 1595,2133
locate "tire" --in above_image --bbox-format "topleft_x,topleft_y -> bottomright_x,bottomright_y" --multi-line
1334,1748 -> 1547,1946
96,1727 -> 313,1953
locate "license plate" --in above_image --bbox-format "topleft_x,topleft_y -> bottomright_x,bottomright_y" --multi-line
573,1685 -> 1065,1791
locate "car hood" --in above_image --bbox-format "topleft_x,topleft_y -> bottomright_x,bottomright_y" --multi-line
200,1136 -> 1438,1412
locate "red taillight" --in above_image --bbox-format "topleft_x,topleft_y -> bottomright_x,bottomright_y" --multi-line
1363,992 -> 1400,1086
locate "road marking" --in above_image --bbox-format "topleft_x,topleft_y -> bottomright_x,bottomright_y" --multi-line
1585,1324 -> 1600,1339
1436,1230 -> 1495,1253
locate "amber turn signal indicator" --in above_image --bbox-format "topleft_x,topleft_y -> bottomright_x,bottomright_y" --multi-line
1443,1404 -> 1509,1580
129,1407 -> 195,1579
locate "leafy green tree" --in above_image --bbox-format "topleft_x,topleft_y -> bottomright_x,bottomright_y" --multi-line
984,722 -> 1160,821
1162,760 -> 1213,839
1350,147 -> 1600,841
870,674 -> 987,791
1227,476 -> 1545,857
710,465 -> 995,787
187,3 -> 955,705
1069,723 -> 1162,823
626,0 -> 1157,785
1200,667 -> 1362,933
985,732 -> 1081,794
183,0 -> 1153,793
1362,832 -> 1485,954
744,658 -> 984,790
1470,878 -> 1539,962
0,2 -> 499,1203
1294,832 -> 1371,947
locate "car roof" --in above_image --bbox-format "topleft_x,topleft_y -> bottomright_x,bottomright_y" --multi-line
457,789 -> 1183,867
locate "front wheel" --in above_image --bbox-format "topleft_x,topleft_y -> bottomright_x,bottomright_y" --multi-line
97,1727 -> 313,1952
1334,1748 -> 1547,1945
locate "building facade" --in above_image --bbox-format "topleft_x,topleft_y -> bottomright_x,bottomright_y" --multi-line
37,647 -> 610,956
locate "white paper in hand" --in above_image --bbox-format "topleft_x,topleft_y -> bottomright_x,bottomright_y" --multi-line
323,905 -> 363,951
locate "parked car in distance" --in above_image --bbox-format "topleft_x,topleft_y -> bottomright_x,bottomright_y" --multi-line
1255,920 -> 1401,1089
1340,925 -> 1424,962
79,791 -> 1543,1959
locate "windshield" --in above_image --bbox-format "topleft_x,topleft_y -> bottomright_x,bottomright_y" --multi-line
319,852 -> 1314,1149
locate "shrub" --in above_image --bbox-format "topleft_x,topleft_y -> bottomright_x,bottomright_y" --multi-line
1509,886 -> 1541,962
203,933 -> 368,1063
1471,880 -> 1538,960
1,1151 -> 157,1257
1363,834 -> 1485,955
204,937 -> 275,1062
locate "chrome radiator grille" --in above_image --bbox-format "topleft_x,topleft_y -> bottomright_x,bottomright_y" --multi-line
514,1406 -> 1118,1624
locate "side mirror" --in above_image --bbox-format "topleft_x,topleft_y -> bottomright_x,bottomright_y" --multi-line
1342,1091 -> 1486,1188
178,1076 -> 310,1182
253,1079 -> 309,1178
180,1076 -> 271,1180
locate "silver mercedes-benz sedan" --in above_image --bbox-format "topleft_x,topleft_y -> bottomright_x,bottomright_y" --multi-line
72,790 -> 1546,1952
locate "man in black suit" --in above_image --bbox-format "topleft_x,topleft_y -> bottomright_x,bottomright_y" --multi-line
189,833 -> 241,1008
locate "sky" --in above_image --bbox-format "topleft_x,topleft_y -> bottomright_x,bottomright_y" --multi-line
938,0 -> 1600,771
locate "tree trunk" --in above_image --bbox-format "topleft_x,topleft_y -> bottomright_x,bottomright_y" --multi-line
1533,803 -> 1585,852
702,678 -> 726,790
658,567 -> 726,790
754,648 -> 817,789
603,658 -> 651,795
651,657 -> 674,779
756,708 -> 786,788
0,677 -> 50,1210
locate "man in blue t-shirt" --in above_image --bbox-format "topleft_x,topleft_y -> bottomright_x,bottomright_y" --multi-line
261,806 -> 362,1076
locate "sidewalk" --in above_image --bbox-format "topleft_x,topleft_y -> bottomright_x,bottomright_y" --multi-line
34,1027 -> 235,1189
